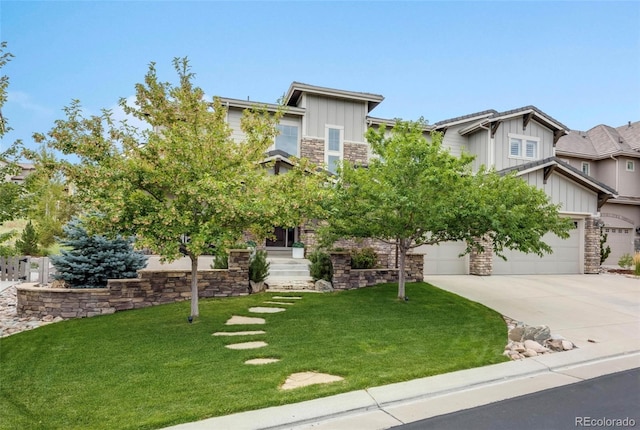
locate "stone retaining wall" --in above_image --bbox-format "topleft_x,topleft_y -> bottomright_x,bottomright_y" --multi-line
16,250 -> 251,319
329,252 -> 423,290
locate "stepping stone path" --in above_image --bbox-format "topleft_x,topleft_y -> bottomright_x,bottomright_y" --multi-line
215,295 -> 344,389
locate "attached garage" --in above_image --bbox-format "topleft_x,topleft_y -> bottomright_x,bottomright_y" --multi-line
492,220 -> 582,275
417,241 -> 468,275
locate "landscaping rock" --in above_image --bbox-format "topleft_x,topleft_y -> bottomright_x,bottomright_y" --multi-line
1,285 -> 67,338
562,340 -> 574,350
524,339 -> 548,353
522,325 -> 551,343
508,326 -> 524,341
315,280 -> 334,292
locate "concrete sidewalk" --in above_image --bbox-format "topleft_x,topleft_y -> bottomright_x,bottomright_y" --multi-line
164,275 -> 640,430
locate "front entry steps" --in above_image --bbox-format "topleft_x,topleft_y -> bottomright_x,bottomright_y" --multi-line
266,256 -> 314,291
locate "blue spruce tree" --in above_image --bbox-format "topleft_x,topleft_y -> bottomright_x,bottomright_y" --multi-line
51,218 -> 148,288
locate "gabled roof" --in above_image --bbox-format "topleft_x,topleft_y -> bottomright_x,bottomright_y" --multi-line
284,82 -> 384,113
556,120 -> 640,159
435,106 -> 568,144
498,156 -> 617,208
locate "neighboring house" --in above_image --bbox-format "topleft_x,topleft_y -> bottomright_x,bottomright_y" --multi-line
556,122 -> 640,265
1,162 -> 35,185
221,82 -> 617,275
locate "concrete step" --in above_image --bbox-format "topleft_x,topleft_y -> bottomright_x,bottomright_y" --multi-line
266,277 -> 315,291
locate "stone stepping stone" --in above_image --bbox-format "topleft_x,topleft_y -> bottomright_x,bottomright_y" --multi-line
264,301 -> 295,306
271,296 -> 302,300
249,307 -> 286,314
225,341 -> 268,350
225,316 -> 266,325
212,330 -> 266,336
245,358 -> 280,365
280,372 -> 344,390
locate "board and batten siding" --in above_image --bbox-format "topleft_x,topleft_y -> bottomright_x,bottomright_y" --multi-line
303,94 -> 367,142
226,109 -> 302,150
467,130 -> 489,172
440,124 -> 469,158
520,170 -> 597,214
494,118 -> 555,171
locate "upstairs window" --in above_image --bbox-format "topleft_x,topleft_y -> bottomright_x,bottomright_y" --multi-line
508,134 -> 539,160
581,162 -> 590,176
325,125 -> 343,174
275,124 -> 299,156
626,160 -> 635,172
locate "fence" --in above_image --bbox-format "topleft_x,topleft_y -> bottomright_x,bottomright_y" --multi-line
0,256 -> 54,283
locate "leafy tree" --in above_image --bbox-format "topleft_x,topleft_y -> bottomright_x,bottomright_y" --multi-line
599,227 -> 611,265
321,119 -> 573,299
37,58 -> 326,316
51,218 -> 147,288
15,220 -> 40,256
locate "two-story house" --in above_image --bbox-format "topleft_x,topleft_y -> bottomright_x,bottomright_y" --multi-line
556,122 -> 640,265
220,82 -> 617,276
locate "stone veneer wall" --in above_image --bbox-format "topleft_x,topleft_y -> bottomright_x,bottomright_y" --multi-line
343,142 -> 368,166
329,252 -> 423,290
469,236 -> 493,276
300,138 -> 325,166
584,216 -> 600,274
16,250 -> 251,319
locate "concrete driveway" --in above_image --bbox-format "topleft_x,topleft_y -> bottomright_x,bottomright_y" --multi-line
424,274 -> 640,349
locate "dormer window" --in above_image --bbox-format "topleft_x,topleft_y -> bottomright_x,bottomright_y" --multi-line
508,134 -> 539,160
626,160 -> 635,172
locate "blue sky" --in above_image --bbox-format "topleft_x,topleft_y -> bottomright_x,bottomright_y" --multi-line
1,1 -> 639,153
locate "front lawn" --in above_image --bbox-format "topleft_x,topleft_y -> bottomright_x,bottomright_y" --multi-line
0,282 -> 508,429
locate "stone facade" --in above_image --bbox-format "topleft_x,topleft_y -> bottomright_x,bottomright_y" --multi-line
469,236 -> 493,276
300,138 -> 325,166
16,250 -> 251,319
329,251 -> 423,290
343,142 -> 368,166
584,216 -> 600,274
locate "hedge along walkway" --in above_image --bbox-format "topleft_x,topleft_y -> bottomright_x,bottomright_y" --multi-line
213,295 -> 345,390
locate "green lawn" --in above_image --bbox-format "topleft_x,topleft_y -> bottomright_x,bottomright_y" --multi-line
0,282 -> 508,429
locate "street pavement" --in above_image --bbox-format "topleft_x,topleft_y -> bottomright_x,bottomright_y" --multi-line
164,274 -> 640,430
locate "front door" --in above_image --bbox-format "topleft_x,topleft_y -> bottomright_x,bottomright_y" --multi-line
266,227 -> 295,248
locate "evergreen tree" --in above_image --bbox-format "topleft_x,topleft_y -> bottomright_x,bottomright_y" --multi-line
51,218 -> 148,288
15,220 -> 40,256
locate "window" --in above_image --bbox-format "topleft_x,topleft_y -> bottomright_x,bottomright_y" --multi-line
275,124 -> 298,156
325,126 -> 343,174
581,162 -> 590,176
626,160 -> 635,172
508,134 -> 539,159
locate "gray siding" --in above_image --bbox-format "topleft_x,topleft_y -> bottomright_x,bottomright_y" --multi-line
467,130 -> 488,172
619,158 -> 640,197
440,124 -> 469,157
227,108 -> 245,142
494,118 -> 555,171
303,94 -> 367,142
521,170 -> 597,214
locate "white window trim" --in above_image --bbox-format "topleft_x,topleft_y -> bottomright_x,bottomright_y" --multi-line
581,161 -> 591,176
626,160 -> 635,172
325,125 -> 344,173
507,133 -> 540,160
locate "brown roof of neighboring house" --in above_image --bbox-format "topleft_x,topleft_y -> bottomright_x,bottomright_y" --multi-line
556,120 -> 640,159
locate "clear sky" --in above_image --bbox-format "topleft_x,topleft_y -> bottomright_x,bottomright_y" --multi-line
1,1 -> 639,153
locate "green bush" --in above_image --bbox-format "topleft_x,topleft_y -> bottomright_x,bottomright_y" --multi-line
634,252 -> 640,276
351,247 -> 377,269
211,243 -> 249,269
249,250 -> 270,283
0,231 -> 17,257
308,250 -> 333,282
618,253 -> 633,269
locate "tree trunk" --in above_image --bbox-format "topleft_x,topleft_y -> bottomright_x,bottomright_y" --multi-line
190,253 -> 199,318
397,239 -> 407,299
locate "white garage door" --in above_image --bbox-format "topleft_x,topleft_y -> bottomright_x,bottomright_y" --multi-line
493,222 -> 582,275
602,226 -> 635,266
415,241 -> 468,275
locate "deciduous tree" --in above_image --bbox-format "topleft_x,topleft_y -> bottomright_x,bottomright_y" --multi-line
37,58 -> 326,317
321,119 -> 573,299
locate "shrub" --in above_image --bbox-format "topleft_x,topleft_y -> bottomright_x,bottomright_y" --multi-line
351,247 -> 377,269
618,253 -> 633,269
50,218 -> 148,288
15,220 -> 41,256
249,250 -> 270,283
599,227 -> 611,265
0,231 -> 17,257
292,241 -> 305,248
308,250 -> 333,282
634,252 -> 640,276
211,243 -> 248,269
